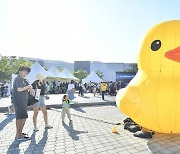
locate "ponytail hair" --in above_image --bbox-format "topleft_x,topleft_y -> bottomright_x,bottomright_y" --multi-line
62,95 -> 69,104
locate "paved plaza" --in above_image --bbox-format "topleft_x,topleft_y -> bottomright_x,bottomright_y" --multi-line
0,93 -> 115,109
1,95 -> 180,153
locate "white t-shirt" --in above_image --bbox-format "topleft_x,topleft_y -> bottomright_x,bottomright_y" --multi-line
68,84 -> 74,90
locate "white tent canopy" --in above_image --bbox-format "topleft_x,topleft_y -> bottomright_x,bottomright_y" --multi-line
82,71 -> 102,83
59,68 -> 79,81
26,61 -> 54,84
48,65 -> 63,78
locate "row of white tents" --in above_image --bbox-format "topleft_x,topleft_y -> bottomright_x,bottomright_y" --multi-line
12,61 -> 103,84
26,62 -> 78,84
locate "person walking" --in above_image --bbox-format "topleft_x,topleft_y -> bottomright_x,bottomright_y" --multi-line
7,82 -> 11,96
67,80 -> 75,101
32,73 -> 53,131
4,81 -> 11,96
61,95 -> 72,123
12,66 -> 32,141
78,82 -> 83,97
93,84 -> 97,96
101,81 -> 107,100
45,82 -> 50,94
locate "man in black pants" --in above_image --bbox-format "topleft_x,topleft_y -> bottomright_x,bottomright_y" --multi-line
78,82 -> 83,96
101,82 -> 107,100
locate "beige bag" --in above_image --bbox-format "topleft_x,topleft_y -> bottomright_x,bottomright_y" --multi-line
71,89 -> 75,94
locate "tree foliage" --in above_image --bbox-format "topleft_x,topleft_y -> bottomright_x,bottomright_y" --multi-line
0,56 -> 32,82
125,64 -> 138,72
74,70 -> 88,81
57,68 -> 63,72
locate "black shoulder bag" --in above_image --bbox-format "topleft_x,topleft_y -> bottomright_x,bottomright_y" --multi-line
27,83 -> 39,106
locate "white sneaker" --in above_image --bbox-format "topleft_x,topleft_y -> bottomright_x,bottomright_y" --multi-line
34,127 -> 39,131
45,124 -> 53,129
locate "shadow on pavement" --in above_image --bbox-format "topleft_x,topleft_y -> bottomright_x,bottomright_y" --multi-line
63,122 -> 88,140
72,107 -> 86,113
0,114 -> 15,131
82,96 -> 90,99
24,129 -> 48,153
95,96 -> 101,98
6,139 -> 22,154
147,133 -> 180,153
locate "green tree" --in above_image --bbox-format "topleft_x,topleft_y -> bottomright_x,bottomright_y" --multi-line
0,56 -> 32,82
74,70 -> 88,81
96,70 -> 104,79
125,64 -> 138,72
57,68 -> 63,72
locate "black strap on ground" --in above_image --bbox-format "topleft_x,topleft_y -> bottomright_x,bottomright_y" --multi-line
50,108 -> 120,125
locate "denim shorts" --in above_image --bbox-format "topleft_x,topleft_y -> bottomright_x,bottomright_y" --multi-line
33,95 -> 46,107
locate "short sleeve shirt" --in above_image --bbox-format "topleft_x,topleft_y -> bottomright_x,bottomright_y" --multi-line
32,80 -> 46,95
62,100 -> 70,107
68,84 -> 74,90
12,75 -> 29,105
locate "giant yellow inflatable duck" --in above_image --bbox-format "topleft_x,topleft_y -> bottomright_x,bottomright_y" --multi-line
116,20 -> 180,134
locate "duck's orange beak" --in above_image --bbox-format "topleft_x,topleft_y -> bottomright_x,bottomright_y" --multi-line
165,46 -> 180,63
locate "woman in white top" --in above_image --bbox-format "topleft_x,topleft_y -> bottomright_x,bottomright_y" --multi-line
67,80 -> 75,101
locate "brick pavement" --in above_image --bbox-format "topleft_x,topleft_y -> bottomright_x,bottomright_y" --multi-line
1,106 -> 180,153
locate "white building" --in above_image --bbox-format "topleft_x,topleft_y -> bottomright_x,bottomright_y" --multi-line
74,61 -> 136,82
90,61 -> 135,82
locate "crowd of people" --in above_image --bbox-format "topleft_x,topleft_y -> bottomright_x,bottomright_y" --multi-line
107,81 -> 126,96
76,81 -> 126,98
44,81 -> 68,94
0,79 -> 126,99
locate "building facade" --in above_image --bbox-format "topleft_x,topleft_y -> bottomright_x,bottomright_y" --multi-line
74,61 -> 91,73
74,61 -> 137,82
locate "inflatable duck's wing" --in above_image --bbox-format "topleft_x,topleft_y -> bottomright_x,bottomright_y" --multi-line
116,86 -> 141,118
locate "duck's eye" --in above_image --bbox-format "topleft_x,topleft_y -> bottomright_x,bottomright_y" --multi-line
151,40 -> 161,51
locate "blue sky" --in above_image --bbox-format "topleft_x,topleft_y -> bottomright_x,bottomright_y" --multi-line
0,0 -> 179,63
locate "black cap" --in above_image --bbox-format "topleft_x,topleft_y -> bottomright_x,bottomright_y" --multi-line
16,66 -> 31,74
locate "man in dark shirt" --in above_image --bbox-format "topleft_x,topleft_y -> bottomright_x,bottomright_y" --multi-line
12,66 -> 32,141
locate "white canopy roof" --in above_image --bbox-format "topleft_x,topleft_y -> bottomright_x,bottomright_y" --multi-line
26,61 -> 54,84
82,71 -> 102,83
59,68 -> 79,81
48,65 -> 63,78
